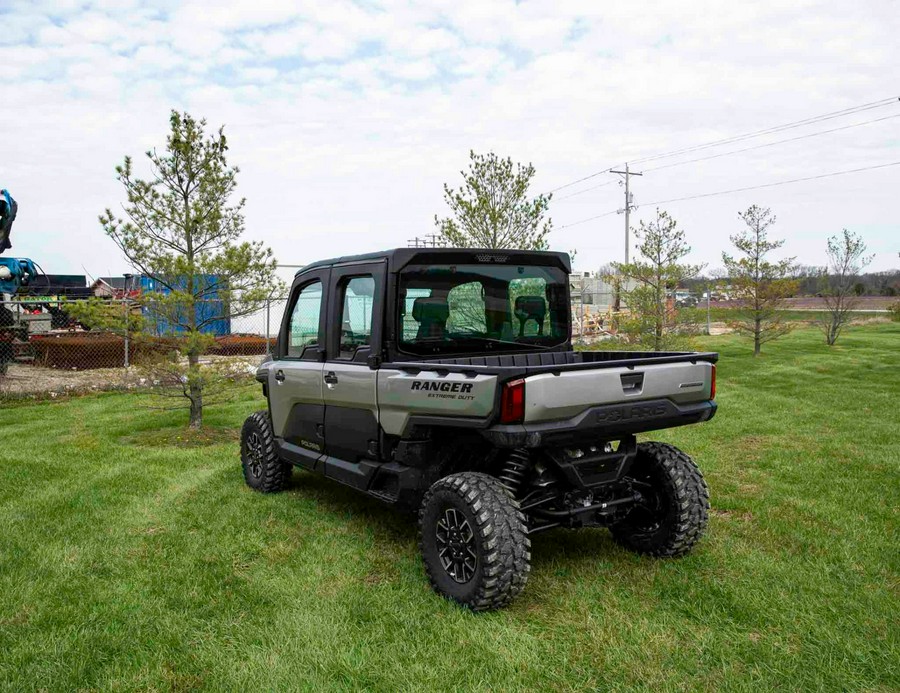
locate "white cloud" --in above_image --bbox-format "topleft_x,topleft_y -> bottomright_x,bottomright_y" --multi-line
132,44 -> 183,71
1,0 -> 898,278
378,55 -> 438,81
450,47 -> 509,76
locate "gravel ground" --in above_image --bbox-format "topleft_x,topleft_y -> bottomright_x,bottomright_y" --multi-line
0,363 -> 141,396
0,354 -> 265,397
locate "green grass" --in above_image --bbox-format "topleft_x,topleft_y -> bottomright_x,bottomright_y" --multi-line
1,324 -> 898,691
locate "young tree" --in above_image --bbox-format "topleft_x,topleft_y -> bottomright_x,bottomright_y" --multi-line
722,206 -> 797,356
605,209 -> 704,351
818,229 -> 873,346
101,111 -> 282,428
435,150 -> 552,249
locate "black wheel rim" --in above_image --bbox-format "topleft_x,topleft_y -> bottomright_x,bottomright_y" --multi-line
245,432 -> 264,479
436,507 -> 477,584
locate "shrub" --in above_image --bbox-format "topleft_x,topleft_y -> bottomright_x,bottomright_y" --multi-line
889,302 -> 900,322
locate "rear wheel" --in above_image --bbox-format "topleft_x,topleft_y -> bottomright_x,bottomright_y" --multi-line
611,442 -> 709,557
419,472 -> 531,611
241,411 -> 291,493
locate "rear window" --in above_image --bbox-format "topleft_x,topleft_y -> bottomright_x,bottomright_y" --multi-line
398,263 -> 569,355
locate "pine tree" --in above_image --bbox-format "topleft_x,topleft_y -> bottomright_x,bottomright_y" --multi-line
607,209 -> 703,351
101,111 -> 282,427
435,150 -> 552,250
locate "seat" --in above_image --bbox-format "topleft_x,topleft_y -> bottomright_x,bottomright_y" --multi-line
412,297 -> 450,340
514,296 -> 547,337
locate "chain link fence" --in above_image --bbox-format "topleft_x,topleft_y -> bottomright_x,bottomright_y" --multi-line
0,297 -> 287,396
1,285 -> 626,396
570,274 -> 616,341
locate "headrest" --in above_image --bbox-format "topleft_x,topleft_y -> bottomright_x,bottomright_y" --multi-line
514,295 -> 546,319
412,296 -> 450,322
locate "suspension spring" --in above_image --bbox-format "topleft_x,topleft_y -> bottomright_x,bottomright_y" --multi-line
498,449 -> 531,498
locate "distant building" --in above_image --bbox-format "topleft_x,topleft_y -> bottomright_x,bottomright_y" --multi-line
570,271 -> 614,310
90,277 -> 127,297
137,274 -> 231,336
88,274 -> 231,336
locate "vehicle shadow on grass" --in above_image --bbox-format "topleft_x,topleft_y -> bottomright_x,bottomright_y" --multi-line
530,526 -> 626,566
281,469 -> 635,572
282,469 -> 416,543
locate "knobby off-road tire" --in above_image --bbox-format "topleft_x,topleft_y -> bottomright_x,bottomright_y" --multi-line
611,442 -> 709,558
241,411 -> 291,493
419,472 -> 531,611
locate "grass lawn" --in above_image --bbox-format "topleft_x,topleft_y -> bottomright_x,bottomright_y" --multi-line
1,324 -> 898,691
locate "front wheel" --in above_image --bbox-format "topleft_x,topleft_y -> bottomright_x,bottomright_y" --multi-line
611,442 -> 709,557
419,472 -> 531,611
241,411 -> 291,493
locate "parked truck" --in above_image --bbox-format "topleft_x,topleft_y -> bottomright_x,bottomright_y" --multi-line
243,248 -> 717,610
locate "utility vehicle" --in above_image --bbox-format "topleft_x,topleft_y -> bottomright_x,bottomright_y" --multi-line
242,248 -> 716,610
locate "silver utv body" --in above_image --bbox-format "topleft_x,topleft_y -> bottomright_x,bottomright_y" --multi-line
260,249 -> 715,477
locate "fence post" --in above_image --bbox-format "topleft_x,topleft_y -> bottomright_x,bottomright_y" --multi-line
706,284 -> 711,336
265,298 -> 271,356
123,299 -> 130,369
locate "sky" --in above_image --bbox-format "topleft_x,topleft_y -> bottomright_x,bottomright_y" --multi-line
2,0 -> 899,287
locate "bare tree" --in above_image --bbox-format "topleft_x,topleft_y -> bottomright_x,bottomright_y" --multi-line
722,206 -> 797,356
818,229 -> 873,346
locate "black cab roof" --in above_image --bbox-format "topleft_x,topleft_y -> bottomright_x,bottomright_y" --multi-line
295,247 -> 572,276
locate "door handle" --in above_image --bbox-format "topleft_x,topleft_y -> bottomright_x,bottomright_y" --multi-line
274,369 -> 285,384
324,371 -> 338,387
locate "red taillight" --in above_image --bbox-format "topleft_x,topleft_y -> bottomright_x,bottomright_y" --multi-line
710,365 -> 717,400
500,379 -> 526,424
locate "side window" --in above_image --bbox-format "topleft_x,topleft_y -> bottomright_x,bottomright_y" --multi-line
338,275 -> 375,359
288,281 -> 322,357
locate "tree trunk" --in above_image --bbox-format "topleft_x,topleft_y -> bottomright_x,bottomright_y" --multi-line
754,317 -> 761,356
188,351 -> 202,429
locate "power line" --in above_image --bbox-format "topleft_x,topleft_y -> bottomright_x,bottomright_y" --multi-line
630,97 -> 899,165
557,209 -> 619,230
555,160 -> 900,231
639,160 -> 900,206
554,180 -> 617,201
543,167 -> 617,195
642,113 -> 900,173
543,96 -> 899,195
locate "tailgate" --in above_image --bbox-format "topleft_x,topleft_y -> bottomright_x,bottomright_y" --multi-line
523,360 -> 714,423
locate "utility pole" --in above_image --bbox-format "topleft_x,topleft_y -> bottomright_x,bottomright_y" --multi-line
609,163 -> 642,319
408,234 -> 444,249
610,163 -> 643,264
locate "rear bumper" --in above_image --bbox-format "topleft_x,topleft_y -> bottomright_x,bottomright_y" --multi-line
481,398 -> 717,448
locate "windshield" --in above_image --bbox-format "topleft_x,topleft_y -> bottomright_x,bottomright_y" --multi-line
398,263 -> 570,355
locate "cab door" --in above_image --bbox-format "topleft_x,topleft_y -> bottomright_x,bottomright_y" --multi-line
321,261 -> 385,464
268,269 -> 329,467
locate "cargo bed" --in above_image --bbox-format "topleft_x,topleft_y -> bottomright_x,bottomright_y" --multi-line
385,349 -> 719,376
